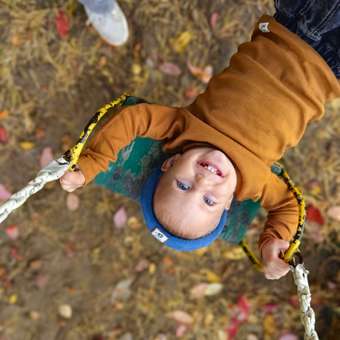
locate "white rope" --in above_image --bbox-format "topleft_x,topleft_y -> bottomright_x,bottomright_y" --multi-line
0,157 -> 69,224
290,263 -> 319,340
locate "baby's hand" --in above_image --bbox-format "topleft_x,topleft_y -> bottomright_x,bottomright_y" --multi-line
60,169 -> 85,192
261,239 -> 290,280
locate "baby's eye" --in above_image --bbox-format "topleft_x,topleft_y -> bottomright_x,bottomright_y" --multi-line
203,196 -> 216,207
176,180 -> 191,191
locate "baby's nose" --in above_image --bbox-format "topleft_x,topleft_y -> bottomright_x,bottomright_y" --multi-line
195,173 -> 209,184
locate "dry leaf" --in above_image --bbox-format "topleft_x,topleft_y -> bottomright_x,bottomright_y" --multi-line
306,204 -> 325,225
223,246 -> 247,260
5,225 -> 19,240
111,278 -> 134,302
210,12 -> 219,30
66,193 -> 80,211
171,31 -> 192,53
187,62 -> 213,83
0,111 -> 8,120
167,310 -> 193,325
327,206 -> 340,221
190,283 -> 209,299
55,10 -> 70,38
0,126 -> 8,144
0,184 -> 11,201
263,314 -> 276,337
19,141 -> 35,151
58,304 -> 72,319
40,147 -> 54,168
175,324 -> 188,337
159,62 -> 182,76
113,206 -> 127,229
204,283 -> 223,296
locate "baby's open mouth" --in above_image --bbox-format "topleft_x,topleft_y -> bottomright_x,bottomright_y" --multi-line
198,161 -> 224,177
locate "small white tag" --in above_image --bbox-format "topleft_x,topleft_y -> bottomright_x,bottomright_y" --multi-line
259,22 -> 270,33
151,228 -> 168,243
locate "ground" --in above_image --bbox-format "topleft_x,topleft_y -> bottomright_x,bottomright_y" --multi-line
0,0 -> 339,339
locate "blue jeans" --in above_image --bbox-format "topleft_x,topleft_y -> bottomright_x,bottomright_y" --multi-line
274,0 -> 340,78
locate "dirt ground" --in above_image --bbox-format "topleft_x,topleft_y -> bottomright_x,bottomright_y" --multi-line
0,0 -> 339,339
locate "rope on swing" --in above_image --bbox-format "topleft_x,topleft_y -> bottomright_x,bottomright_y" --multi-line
239,164 -> 319,340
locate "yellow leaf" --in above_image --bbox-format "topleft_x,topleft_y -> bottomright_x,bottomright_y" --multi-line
263,314 -> 276,337
148,263 -> 156,274
200,269 -> 221,283
132,63 -> 142,76
194,247 -> 208,256
8,294 -> 17,304
19,141 -> 35,150
223,246 -> 247,260
171,31 -> 192,53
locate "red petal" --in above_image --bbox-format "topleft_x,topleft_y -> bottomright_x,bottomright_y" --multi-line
55,10 -> 70,38
306,204 -> 325,225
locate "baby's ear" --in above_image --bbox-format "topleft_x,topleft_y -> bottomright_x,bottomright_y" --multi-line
161,154 -> 181,172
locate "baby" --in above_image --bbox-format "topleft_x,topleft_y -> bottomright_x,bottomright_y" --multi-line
60,0 -> 340,280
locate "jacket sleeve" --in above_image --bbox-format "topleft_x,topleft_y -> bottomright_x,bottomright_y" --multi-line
258,170 -> 300,252
77,103 -> 186,184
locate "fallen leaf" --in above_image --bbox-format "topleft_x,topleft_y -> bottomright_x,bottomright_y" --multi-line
19,141 -> 35,150
132,63 -> 142,75
58,304 -> 72,319
111,278 -> 134,302
190,283 -> 209,299
127,216 -> 142,230
263,314 -> 276,337
29,259 -> 43,271
0,125 -> 8,144
171,31 -> 192,53
223,246 -> 247,260
55,9 -> 70,38
159,62 -> 182,76
40,147 -> 54,168
0,111 -> 8,120
200,269 -> 221,283
0,184 -> 11,201
227,296 -> 251,339
148,263 -> 156,274
167,310 -> 194,325
135,259 -> 150,272
35,274 -> 49,289
187,62 -> 213,83
5,225 -> 19,240
204,283 -> 223,296
113,206 -> 127,229
175,324 -> 188,337
66,193 -> 80,211
306,204 -> 325,225
35,127 -> 46,140
327,206 -> 340,221
8,294 -> 17,304
29,310 -> 41,320
210,12 -> 219,30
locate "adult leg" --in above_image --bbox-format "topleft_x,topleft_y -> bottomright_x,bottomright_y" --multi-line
274,0 -> 340,78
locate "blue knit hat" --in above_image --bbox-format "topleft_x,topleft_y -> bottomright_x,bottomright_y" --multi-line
140,168 -> 228,251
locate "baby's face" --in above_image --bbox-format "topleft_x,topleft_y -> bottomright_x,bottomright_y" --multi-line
154,147 -> 237,239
